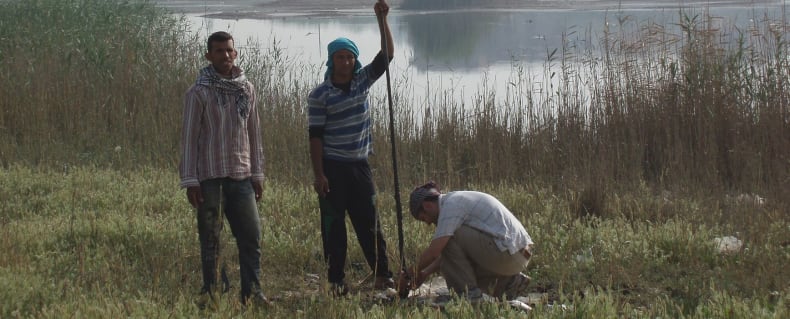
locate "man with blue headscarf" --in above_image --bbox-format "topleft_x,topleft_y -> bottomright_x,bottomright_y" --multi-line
307,0 -> 395,297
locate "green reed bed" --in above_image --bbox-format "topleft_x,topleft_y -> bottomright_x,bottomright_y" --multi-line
1,0 -> 788,317
2,0 -> 786,201
0,0 -> 201,168
384,10 -> 790,203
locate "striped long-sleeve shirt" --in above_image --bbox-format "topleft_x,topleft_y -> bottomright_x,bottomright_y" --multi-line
179,68 -> 264,188
307,52 -> 388,161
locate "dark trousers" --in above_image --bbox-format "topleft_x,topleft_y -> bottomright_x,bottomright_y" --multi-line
197,178 -> 262,300
320,159 -> 391,284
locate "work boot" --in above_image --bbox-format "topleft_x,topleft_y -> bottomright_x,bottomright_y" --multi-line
374,276 -> 395,290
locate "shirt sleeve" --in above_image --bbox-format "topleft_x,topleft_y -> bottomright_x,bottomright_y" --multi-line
307,89 -> 327,132
367,51 -> 392,82
247,85 -> 265,182
179,86 -> 203,188
432,199 -> 467,240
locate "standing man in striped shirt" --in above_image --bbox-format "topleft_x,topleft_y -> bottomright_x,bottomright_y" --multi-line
307,0 -> 395,296
179,31 -> 269,307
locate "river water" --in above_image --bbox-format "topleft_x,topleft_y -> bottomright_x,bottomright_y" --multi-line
177,3 -> 788,107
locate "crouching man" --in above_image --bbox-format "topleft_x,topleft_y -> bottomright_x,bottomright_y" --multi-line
398,181 -> 534,301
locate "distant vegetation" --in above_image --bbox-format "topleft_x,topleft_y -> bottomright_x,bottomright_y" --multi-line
399,0 -> 782,10
401,0 -> 508,10
0,0 -> 788,318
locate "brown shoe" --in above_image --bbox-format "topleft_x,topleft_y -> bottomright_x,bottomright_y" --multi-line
374,276 -> 395,290
243,291 -> 272,308
253,292 -> 273,307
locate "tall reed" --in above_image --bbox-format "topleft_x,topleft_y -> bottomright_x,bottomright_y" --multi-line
370,8 -> 790,206
1,0 -> 787,204
0,0 -> 201,168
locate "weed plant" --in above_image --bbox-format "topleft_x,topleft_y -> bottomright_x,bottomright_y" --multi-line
0,0 -> 788,318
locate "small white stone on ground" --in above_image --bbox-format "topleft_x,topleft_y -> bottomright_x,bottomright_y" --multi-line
713,236 -> 743,254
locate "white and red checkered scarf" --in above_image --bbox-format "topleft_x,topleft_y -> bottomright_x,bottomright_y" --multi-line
196,65 -> 252,119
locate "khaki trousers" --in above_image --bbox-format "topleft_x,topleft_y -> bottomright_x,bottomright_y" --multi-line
440,225 -> 529,297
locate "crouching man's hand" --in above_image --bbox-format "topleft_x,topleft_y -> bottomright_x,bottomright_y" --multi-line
396,269 -> 412,298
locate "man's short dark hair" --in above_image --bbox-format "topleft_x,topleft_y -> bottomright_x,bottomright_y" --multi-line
408,181 -> 441,218
207,31 -> 234,51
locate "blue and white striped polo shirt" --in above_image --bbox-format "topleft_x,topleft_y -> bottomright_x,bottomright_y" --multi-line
307,64 -> 377,161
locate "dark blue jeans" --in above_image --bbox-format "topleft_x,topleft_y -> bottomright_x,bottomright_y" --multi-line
319,159 -> 392,284
197,178 -> 262,300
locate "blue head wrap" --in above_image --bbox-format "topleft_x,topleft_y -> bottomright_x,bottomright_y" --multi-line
325,37 -> 363,80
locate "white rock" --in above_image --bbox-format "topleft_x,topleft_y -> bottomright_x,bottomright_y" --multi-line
508,299 -> 533,311
714,236 -> 743,254
730,193 -> 766,206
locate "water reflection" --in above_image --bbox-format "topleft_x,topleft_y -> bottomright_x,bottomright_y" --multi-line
402,10 -> 591,72
182,5 -> 786,105
401,11 -> 501,71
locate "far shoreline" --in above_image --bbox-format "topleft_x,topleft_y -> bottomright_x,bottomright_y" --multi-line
153,0 -> 783,20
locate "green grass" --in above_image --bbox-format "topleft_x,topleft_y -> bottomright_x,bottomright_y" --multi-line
1,0 -> 789,317
0,166 -> 787,318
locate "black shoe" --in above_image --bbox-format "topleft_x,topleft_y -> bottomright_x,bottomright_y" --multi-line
330,282 -> 349,297
196,289 -> 216,310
